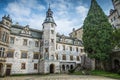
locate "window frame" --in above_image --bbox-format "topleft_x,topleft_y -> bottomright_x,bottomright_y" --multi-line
7,50 -> 14,58
21,51 -> 28,59
21,63 -> 26,69
34,63 -> 38,70
23,39 -> 27,46
33,53 -> 39,59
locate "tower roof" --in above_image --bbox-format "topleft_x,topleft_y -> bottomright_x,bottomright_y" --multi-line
2,14 -> 12,22
43,4 -> 56,24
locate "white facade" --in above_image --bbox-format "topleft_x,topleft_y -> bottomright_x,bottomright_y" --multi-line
0,7 -> 85,75
7,35 -> 39,74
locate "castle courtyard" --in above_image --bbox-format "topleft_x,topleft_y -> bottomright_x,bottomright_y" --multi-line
0,74 -> 117,80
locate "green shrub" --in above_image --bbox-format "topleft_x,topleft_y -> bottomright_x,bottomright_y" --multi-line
68,69 -> 75,73
117,69 -> 120,75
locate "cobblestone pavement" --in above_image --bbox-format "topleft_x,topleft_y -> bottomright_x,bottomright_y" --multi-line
0,74 -> 118,80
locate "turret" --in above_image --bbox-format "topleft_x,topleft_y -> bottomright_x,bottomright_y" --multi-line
112,0 -> 120,16
42,5 -> 57,61
1,14 -> 12,27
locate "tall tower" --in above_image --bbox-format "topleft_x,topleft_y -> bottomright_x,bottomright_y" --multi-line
112,0 -> 120,16
42,5 -> 56,61
40,5 -> 59,73
0,15 -> 12,76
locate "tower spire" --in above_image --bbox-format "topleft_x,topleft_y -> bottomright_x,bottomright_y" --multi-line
49,3 -> 50,9
43,4 -> 56,25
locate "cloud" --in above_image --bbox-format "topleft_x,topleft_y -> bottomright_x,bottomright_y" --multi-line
4,0 -> 88,35
76,5 -> 88,20
4,0 -> 45,30
5,1 -> 31,17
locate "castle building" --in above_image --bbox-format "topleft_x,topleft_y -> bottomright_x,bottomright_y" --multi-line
108,0 -> 120,71
0,6 -> 84,76
70,0 -> 120,41
108,0 -> 120,28
69,27 -> 83,41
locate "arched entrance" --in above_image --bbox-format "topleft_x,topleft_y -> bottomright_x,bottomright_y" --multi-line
50,64 -> 55,73
62,65 -> 65,71
66,65 -> 69,70
70,65 -> 73,69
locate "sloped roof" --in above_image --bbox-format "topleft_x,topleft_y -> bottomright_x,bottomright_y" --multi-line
10,24 -> 43,39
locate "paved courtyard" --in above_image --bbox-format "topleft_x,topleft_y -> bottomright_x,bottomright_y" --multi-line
0,74 -> 118,80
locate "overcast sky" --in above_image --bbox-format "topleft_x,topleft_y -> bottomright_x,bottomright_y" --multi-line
0,0 -> 113,35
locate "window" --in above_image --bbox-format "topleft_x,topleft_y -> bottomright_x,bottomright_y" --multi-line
62,54 -> 66,60
63,45 -> 65,50
56,54 -> 58,60
114,16 -> 116,20
21,63 -> 26,69
0,47 -> 5,57
70,55 -> 73,60
21,51 -> 27,58
70,47 -> 72,51
111,19 -> 113,22
51,23 -> 54,27
35,41 -> 39,47
34,63 -> 38,70
45,48 -> 48,52
75,32 -> 77,36
81,49 -> 84,53
51,39 -> 54,43
7,50 -> 14,58
2,31 -> 5,42
76,47 -> 78,52
77,56 -> 80,61
1,31 -> 8,43
6,22 -> 9,26
51,30 -> 54,34
10,37 -> 15,44
23,39 -> 27,46
33,53 -> 39,59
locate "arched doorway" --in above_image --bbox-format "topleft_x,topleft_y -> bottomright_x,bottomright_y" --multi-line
66,65 -> 69,70
50,64 -> 55,73
62,65 -> 65,71
70,65 -> 73,69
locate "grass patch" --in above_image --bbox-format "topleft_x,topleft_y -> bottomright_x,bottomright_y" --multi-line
69,70 -> 120,79
90,70 -> 120,79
